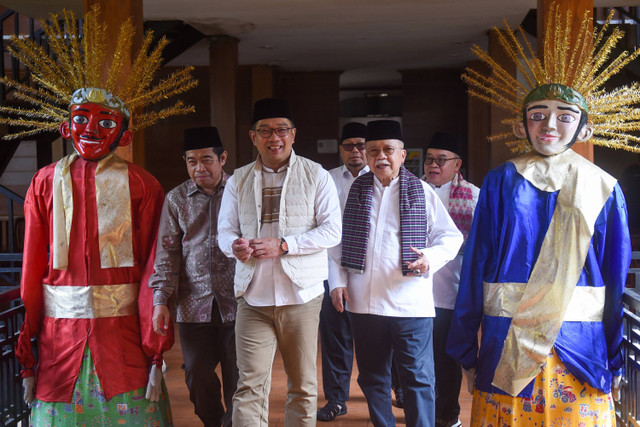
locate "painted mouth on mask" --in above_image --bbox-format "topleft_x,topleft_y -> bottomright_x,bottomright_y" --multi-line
538,134 -> 559,142
79,138 -> 103,145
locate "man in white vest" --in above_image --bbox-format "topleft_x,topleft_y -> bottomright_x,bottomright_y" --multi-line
218,98 -> 342,426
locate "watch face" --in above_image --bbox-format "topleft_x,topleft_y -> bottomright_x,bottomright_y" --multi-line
281,238 -> 289,253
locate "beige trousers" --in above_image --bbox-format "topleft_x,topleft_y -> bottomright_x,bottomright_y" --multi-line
232,295 -> 323,427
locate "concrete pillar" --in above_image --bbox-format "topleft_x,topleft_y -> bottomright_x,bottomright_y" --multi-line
209,36 -> 238,170
488,29 -> 518,170
466,60 -> 491,185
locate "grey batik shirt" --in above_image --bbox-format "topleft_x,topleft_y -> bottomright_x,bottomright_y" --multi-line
150,175 -> 236,323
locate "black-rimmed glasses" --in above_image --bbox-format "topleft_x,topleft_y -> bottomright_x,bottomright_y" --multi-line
255,127 -> 293,138
424,156 -> 459,166
341,142 -> 366,151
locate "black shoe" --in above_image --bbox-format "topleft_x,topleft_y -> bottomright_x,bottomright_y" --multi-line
317,402 -> 347,421
393,387 -> 404,408
436,418 -> 462,427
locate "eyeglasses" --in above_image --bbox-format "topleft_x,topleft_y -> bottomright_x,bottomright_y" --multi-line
424,156 -> 460,166
254,127 -> 293,138
366,146 -> 399,157
341,142 -> 366,151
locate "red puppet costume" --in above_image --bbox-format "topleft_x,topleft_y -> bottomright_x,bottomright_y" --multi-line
17,147 -> 167,401
0,7 -> 197,425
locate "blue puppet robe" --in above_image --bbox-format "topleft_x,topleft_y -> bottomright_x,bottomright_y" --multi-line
447,151 -> 630,398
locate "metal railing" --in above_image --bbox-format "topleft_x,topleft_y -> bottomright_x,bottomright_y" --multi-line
0,9 -> 41,103
618,288 -> 640,426
0,288 -> 29,427
0,185 -> 24,290
0,10 -> 34,425
0,8 -> 31,293
617,251 -> 640,426
630,251 -> 640,290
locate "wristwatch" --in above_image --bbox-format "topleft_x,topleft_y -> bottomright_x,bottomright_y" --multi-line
280,238 -> 289,255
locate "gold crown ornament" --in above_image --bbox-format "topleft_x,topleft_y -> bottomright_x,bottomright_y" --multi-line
463,3 -> 640,153
0,5 -> 198,140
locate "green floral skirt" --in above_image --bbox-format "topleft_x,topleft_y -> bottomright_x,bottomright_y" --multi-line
31,346 -> 173,426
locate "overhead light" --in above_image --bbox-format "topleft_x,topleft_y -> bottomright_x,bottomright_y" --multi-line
261,45 -> 275,50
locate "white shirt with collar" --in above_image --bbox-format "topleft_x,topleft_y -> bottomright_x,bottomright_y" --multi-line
330,175 -> 463,317
218,161 -> 341,307
328,164 -> 370,208
427,179 -> 480,309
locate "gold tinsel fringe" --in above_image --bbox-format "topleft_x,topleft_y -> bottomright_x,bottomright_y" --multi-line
0,4 -> 198,140
463,3 -> 640,153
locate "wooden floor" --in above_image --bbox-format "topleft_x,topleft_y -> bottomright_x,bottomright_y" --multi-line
164,327 -> 472,426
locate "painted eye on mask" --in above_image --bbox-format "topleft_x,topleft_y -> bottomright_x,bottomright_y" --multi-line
529,112 -> 546,121
99,119 -> 118,129
557,114 -> 576,124
72,115 -> 89,124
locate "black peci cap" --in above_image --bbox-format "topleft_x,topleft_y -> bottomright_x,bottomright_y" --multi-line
426,131 -> 461,156
341,122 -> 367,143
251,98 -> 293,124
183,126 -> 223,152
365,120 -> 402,142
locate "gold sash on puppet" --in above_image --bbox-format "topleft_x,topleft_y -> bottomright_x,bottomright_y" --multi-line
43,283 -> 138,318
491,150 -> 616,396
484,282 -> 605,322
52,153 -> 134,270
52,153 -> 77,269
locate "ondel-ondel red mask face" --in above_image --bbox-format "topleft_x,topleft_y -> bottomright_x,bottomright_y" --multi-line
59,102 -> 133,160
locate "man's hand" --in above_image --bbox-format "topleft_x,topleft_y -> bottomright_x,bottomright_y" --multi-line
145,364 -> 162,402
153,304 -> 171,336
405,246 -> 430,276
232,238 -> 254,262
612,375 -> 622,401
330,287 -> 349,313
23,377 -> 35,405
463,368 -> 476,394
249,237 -> 282,259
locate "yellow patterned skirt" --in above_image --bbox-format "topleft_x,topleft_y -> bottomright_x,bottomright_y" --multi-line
470,348 -> 615,426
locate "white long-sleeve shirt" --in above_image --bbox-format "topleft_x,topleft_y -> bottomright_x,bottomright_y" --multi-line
330,175 -> 463,317
218,163 -> 341,306
328,164 -> 370,207
428,180 -> 480,309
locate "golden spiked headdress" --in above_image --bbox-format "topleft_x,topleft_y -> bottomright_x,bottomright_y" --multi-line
463,4 -> 640,153
0,5 -> 198,140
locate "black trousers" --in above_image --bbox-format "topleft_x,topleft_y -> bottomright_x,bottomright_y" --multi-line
433,307 -> 462,421
319,281 -> 354,405
178,301 -> 238,427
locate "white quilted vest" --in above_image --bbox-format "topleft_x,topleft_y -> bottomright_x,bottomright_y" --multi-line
233,151 -> 328,297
